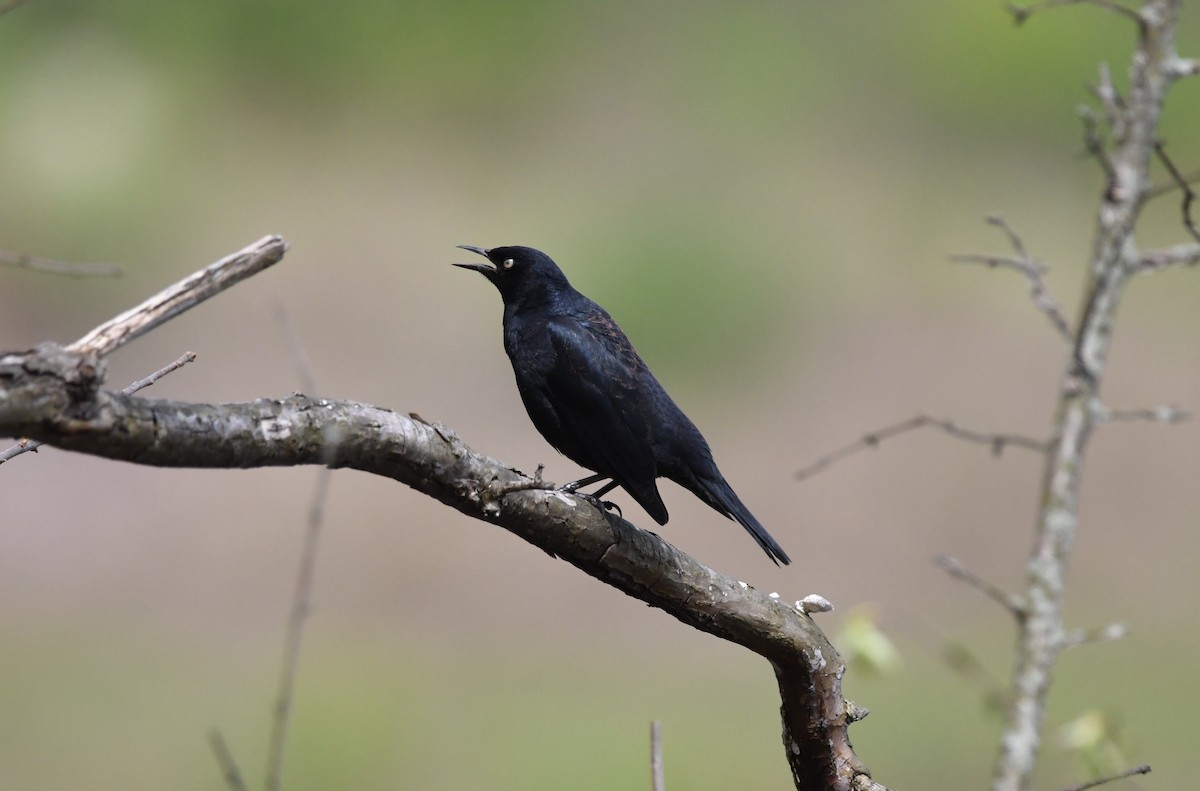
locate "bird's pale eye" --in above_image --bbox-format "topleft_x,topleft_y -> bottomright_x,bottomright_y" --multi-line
502,258 -> 515,270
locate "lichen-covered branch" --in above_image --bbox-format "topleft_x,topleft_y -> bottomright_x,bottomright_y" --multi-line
0,340 -> 886,791
993,2 -> 1192,789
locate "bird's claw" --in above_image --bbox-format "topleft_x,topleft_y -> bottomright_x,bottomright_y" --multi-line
568,489 -> 622,518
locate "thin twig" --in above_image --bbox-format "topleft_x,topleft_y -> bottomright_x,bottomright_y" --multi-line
1154,141 -> 1200,243
207,729 -> 249,791
265,312 -> 330,791
123,351 -> 198,393
1058,764 -> 1151,791
1059,621 -> 1128,650
795,415 -> 1047,482
264,467 -> 331,791
274,300 -> 319,395
1092,403 -> 1188,424
1078,106 -> 1117,182
951,216 -> 1074,342
650,720 -> 665,791
1145,168 -> 1200,200
0,251 -> 122,278
69,234 -> 287,357
1135,243 -> 1200,270
1006,0 -> 1143,26
0,351 -> 197,464
1089,63 -> 1128,145
934,554 -> 1026,618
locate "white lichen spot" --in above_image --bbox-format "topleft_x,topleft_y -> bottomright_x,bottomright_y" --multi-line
790,740 -> 800,755
482,500 -> 501,518
737,580 -> 749,589
260,418 -> 291,441
768,592 -> 780,600
548,491 -> 576,507
812,648 -> 827,670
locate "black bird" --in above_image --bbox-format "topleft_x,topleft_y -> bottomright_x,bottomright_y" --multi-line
454,244 -> 790,565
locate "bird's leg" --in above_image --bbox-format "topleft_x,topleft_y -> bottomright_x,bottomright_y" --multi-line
591,480 -> 619,498
559,473 -> 608,493
559,476 -> 624,518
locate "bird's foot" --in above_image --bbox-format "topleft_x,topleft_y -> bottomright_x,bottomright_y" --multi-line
570,490 -> 623,518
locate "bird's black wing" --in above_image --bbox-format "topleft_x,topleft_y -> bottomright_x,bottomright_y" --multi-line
541,316 -> 669,524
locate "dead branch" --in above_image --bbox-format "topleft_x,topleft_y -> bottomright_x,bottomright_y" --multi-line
0,260 -> 886,791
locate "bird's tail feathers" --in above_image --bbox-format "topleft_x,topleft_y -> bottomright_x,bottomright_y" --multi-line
699,475 -> 791,566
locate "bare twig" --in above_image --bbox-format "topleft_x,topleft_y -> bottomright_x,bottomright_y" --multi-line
1145,169 -> 1200,199
934,554 -> 1026,618
1059,764 -> 1151,791
795,415 -> 1046,482
1059,622 -> 1128,650
950,216 -> 1074,342
1006,0 -> 1143,26
0,251 -> 122,278
1088,64 -> 1128,145
207,729 -> 249,791
69,234 -> 287,357
1092,403 -> 1188,424
650,721 -> 665,791
273,300 -> 319,396
124,351 -> 198,393
265,467 -> 332,791
0,350 -> 197,464
265,307 -> 330,791
1077,106 -> 1117,182
1135,243 -> 1200,270
1145,168 -> 1200,199
1153,141 -> 1200,243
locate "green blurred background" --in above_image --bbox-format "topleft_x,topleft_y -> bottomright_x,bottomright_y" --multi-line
2,1 -> 1199,788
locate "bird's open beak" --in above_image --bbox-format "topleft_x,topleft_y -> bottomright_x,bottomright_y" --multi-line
453,244 -> 497,279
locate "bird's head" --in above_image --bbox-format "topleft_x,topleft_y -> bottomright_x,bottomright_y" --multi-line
454,244 -> 571,304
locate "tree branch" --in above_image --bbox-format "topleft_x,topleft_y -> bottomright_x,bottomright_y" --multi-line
0,342 -> 886,790
0,350 -> 196,464
992,3 -> 1189,789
